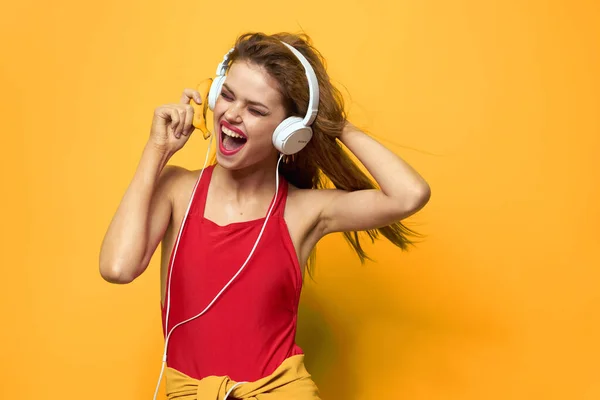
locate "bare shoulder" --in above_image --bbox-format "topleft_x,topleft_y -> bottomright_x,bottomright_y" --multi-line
158,165 -> 203,259
282,185 -> 348,266
286,185 -> 343,211
161,165 -> 203,209
160,164 -> 198,187
285,185 -> 345,234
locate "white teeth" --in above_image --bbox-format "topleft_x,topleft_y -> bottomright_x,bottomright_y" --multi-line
222,126 -> 245,139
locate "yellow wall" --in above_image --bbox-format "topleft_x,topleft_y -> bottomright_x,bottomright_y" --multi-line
2,0 -> 599,398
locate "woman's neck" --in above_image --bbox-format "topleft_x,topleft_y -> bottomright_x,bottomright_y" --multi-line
212,159 -> 280,202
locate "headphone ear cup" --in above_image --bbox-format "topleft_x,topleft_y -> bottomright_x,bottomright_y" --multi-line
208,75 -> 225,111
272,117 -> 313,155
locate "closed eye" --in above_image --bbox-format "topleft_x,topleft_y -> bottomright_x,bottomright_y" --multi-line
221,90 -> 268,116
249,109 -> 267,117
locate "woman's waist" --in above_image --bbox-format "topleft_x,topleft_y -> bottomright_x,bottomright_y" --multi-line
165,352 -> 318,400
167,337 -> 304,383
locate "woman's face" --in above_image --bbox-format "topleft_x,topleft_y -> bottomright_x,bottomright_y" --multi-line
212,60 -> 288,171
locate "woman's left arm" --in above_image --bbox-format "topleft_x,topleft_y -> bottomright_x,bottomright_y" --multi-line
317,122 -> 431,235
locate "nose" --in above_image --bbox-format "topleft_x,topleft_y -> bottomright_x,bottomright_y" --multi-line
223,101 -> 243,124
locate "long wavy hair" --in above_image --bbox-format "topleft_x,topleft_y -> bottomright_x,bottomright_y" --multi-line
214,32 -> 420,275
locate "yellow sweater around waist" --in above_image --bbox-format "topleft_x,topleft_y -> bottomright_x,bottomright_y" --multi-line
165,354 -> 320,400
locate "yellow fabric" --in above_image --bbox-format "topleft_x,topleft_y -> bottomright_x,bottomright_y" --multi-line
165,354 -> 321,399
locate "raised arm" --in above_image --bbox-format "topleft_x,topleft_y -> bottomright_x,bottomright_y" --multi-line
318,122 -> 431,235
99,89 -> 202,283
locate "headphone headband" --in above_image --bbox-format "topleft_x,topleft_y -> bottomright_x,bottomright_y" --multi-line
215,49 -> 233,76
280,42 -> 319,126
216,41 -> 319,126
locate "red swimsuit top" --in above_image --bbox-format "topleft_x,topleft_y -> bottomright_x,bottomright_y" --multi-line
161,164 -> 304,383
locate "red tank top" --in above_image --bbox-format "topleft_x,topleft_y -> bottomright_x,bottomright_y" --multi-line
161,164 -> 304,383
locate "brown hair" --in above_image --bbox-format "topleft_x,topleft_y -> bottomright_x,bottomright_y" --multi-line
221,32 -> 420,275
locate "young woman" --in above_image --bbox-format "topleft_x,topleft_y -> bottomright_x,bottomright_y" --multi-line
100,32 -> 430,399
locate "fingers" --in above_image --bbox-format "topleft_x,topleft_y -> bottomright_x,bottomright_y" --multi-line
156,89 -> 202,141
169,108 -> 181,138
174,105 -> 196,138
183,105 -> 195,136
180,88 -> 203,105
173,108 -> 185,138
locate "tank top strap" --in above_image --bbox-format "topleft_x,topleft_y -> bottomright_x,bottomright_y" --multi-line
188,164 -> 216,217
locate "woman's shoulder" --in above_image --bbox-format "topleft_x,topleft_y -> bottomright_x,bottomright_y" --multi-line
160,164 -> 202,185
160,165 -> 209,201
286,184 -> 345,214
285,185 -> 349,242
287,183 -> 345,200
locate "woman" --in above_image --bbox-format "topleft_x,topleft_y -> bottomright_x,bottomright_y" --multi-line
99,32 -> 430,399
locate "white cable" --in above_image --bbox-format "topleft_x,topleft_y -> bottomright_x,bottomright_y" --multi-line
164,134 -> 214,344
153,134 -> 214,400
223,381 -> 249,400
153,140 -> 284,400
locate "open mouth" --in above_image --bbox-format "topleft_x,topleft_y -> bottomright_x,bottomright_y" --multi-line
219,122 -> 248,155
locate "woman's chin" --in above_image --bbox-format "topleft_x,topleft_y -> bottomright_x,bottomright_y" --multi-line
215,145 -> 281,171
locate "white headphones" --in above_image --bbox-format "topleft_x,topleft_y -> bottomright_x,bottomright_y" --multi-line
207,41 -> 320,155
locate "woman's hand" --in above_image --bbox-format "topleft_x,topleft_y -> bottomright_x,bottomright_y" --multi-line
149,88 -> 203,154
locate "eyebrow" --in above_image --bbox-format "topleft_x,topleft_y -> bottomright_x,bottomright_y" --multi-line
222,83 -> 270,110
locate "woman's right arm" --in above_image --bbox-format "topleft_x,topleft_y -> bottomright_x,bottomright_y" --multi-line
99,89 -> 203,284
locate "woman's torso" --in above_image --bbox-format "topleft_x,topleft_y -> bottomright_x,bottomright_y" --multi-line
160,165 -> 323,302
158,164 -> 322,382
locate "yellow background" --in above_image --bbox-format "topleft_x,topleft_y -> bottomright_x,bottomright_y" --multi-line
1,0 -> 599,398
